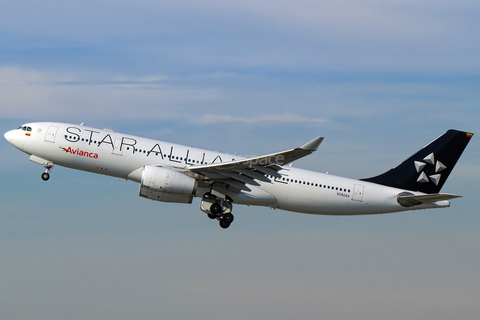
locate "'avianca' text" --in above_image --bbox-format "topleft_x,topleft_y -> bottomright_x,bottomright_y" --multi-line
61,146 -> 99,159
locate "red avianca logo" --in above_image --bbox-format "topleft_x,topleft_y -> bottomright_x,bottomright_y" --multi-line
60,147 -> 99,159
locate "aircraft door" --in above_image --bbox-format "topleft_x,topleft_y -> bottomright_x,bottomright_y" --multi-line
112,138 -> 123,155
352,184 -> 364,202
45,126 -> 58,143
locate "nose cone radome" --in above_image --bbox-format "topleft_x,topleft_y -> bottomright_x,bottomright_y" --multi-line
4,130 -> 15,144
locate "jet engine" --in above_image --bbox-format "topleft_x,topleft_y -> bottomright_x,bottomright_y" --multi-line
139,165 -> 198,203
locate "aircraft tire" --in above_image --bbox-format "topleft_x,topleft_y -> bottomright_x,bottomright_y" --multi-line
207,213 -> 217,219
210,203 -> 222,215
41,172 -> 50,181
222,213 -> 234,223
219,219 -> 231,229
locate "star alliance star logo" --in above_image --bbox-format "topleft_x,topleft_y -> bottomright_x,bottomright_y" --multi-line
414,153 -> 446,185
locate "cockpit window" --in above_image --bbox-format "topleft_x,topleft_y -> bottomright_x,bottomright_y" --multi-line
18,126 -> 32,132
17,126 -> 32,132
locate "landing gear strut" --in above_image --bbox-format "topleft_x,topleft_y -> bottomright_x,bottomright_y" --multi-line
41,163 -> 53,181
201,193 -> 235,229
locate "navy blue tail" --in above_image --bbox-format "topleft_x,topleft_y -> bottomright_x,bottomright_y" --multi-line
362,130 -> 473,194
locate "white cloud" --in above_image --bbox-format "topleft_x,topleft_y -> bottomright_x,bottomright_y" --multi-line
0,66 -> 222,121
198,113 -> 330,125
0,66 -> 334,126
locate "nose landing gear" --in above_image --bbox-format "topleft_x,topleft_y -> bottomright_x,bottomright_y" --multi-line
201,193 -> 235,229
41,163 -> 53,181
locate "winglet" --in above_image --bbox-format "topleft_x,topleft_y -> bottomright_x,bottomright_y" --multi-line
301,137 -> 324,151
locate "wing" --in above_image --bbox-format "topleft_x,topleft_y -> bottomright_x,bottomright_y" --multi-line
189,137 -> 324,192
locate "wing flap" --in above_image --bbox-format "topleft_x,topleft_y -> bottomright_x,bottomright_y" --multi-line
215,179 -> 251,192
233,168 -> 272,183
250,165 -> 282,178
218,171 -> 260,186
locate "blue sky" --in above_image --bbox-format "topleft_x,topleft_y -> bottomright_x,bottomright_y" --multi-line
1,1 -> 479,319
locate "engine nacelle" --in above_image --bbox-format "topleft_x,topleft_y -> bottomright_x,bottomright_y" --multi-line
139,166 -> 198,203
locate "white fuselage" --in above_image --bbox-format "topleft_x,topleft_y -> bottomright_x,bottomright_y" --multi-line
5,122 -> 449,216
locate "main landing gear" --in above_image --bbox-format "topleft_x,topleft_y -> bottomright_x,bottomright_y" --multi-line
201,193 -> 234,229
41,163 -> 54,181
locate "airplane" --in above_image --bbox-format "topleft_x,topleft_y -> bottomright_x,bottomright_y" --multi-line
4,122 -> 473,229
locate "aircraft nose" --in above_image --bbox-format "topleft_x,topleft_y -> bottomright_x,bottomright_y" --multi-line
4,130 -> 15,144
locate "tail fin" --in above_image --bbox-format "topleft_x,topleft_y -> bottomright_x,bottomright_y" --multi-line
362,130 -> 473,194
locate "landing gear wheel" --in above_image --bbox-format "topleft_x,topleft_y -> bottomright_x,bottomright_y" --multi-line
222,213 -> 234,223
207,213 -> 217,219
210,203 -> 222,215
219,219 -> 231,229
41,162 -> 53,181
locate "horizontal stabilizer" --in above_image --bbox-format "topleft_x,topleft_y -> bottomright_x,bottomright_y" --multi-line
397,192 -> 461,207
